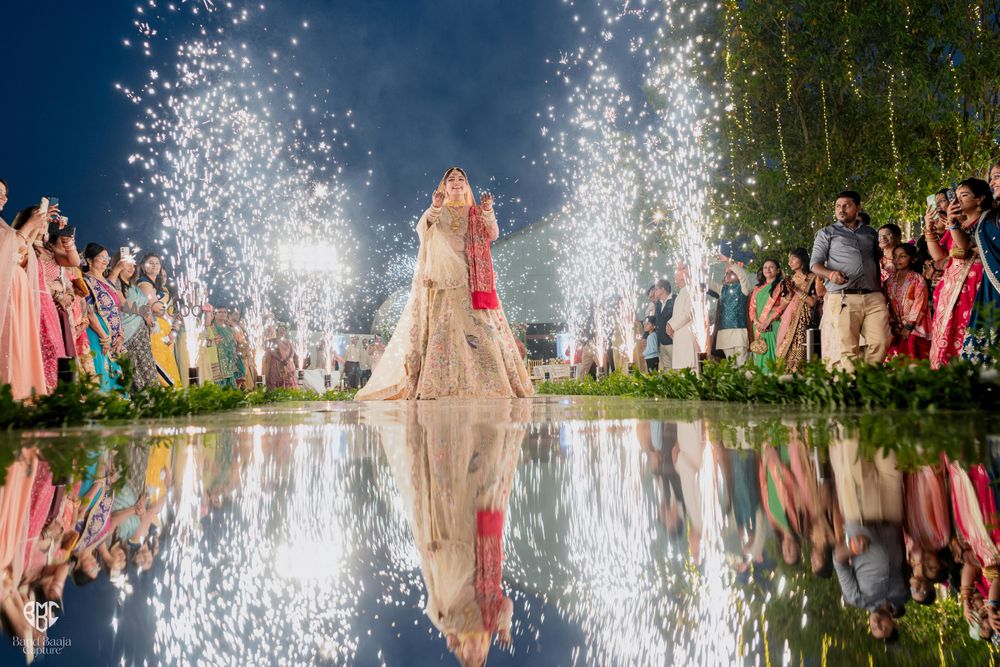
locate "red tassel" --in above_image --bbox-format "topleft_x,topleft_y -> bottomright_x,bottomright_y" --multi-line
471,290 -> 500,310
476,509 -> 504,537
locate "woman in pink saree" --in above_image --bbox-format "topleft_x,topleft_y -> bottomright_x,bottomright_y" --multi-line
11,206 -> 81,391
925,178 -> 992,368
884,244 -> 931,360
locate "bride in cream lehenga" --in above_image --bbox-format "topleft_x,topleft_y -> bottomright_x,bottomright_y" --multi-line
356,167 -> 532,400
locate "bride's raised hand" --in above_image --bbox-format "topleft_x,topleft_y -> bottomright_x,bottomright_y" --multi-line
432,190 -> 445,208
480,192 -> 494,211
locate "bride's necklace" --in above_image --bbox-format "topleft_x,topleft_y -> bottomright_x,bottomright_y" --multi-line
445,200 -> 466,232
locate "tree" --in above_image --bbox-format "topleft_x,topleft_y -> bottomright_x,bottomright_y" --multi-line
716,0 -> 1000,256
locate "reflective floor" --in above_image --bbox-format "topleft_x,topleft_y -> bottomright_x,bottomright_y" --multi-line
1,397 -> 998,666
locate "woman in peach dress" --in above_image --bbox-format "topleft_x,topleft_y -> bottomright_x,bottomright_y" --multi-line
0,198 -> 48,400
1,449 -> 40,599
357,167 -> 532,400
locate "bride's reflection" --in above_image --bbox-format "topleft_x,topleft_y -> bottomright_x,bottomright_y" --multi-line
381,400 -> 528,667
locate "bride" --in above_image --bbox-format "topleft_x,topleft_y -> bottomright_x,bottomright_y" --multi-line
357,167 -> 533,400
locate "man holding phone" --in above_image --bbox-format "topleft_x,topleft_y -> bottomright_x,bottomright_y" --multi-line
810,190 -> 890,371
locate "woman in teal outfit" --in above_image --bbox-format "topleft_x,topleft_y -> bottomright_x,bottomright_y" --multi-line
81,244 -> 123,391
749,259 -> 784,370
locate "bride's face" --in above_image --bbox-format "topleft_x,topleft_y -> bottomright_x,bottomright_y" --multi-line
446,170 -> 467,199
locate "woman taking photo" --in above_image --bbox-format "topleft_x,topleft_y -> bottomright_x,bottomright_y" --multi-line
357,167 -> 532,400
748,259 -> 784,370
0,188 -> 48,399
963,162 -> 1000,362
11,205 -> 77,392
924,178 -> 992,368
774,248 -> 818,371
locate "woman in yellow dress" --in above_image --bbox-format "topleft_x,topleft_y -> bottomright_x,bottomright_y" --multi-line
136,254 -> 182,387
357,167 -> 532,400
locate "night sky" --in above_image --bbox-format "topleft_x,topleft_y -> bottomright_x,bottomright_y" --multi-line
0,0 -> 592,321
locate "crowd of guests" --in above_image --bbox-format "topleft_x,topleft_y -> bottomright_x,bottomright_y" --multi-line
0,179 -> 388,401
635,164 -> 1000,374
639,419 -> 1000,645
0,430 -> 248,661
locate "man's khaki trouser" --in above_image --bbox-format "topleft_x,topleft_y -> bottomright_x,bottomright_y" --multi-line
822,291 -> 890,372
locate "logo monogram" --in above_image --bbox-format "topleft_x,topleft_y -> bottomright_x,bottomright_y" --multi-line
23,600 -> 60,633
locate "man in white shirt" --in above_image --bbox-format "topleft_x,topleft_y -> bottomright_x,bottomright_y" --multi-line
666,264 -> 701,371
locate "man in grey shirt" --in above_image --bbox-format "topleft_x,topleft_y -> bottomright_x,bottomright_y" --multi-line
834,522 -> 908,642
810,190 -> 890,370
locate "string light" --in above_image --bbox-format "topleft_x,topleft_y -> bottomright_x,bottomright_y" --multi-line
775,103 -> 793,187
886,66 -> 903,212
820,81 -> 832,170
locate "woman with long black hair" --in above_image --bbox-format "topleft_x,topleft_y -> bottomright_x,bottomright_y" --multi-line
774,248 -> 819,370
748,258 -> 784,370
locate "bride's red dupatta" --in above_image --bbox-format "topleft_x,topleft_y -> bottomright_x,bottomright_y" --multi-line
466,206 -> 499,310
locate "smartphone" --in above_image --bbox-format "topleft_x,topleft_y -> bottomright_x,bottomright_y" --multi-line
120,246 -> 134,263
39,197 -> 49,216
47,222 -> 76,238
46,196 -> 60,221
946,188 -> 956,203
926,194 -> 937,209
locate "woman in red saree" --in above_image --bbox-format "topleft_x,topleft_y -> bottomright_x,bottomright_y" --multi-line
925,178 -> 992,368
884,244 -> 931,360
357,167 -> 532,400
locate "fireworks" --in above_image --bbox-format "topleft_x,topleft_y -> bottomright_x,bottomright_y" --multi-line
548,1 -> 722,358
120,1 -> 359,359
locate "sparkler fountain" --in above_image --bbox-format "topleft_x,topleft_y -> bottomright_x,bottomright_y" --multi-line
120,2 -> 360,389
643,1 -> 722,360
549,2 -> 722,370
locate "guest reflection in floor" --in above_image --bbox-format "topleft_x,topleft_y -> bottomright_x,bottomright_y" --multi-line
948,458 -> 1000,641
904,460 -> 953,606
0,442 -> 180,661
726,445 -> 774,581
637,420 -> 686,542
380,401 -> 528,666
830,436 -> 907,641
757,428 -> 838,577
672,421 -> 706,562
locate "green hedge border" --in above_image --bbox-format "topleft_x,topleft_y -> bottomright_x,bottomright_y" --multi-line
0,380 -> 355,430
537,354 -> 1000,411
